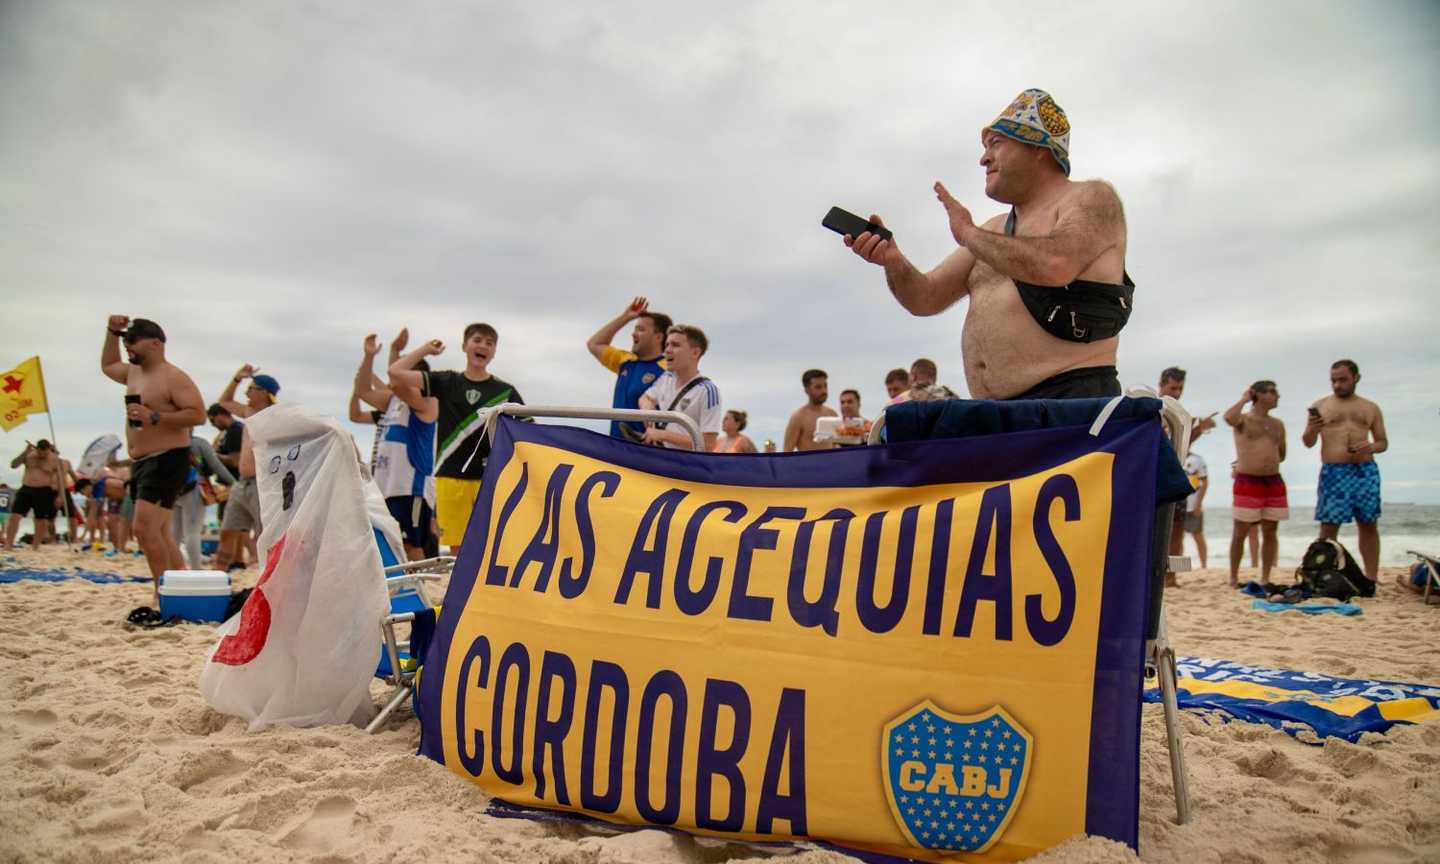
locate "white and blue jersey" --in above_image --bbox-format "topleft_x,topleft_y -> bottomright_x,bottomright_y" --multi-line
373,396 -> 437,506
641,371 -> 723,448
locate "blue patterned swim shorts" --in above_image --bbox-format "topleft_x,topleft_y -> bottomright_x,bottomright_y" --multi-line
1315,462 -> 1381,524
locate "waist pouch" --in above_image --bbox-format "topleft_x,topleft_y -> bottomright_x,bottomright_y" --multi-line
1015,275 -> 1134,343
1004,206 -> 1134,343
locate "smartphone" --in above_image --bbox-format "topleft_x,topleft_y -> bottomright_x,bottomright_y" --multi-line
125,393 -> 142,428
1308,406 -> 1321,418
822,206 -> 892,242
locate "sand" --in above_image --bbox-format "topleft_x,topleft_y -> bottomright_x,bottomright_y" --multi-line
1,546 -> 1437,864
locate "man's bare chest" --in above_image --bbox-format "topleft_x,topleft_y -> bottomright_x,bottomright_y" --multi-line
128,369 -> 176,409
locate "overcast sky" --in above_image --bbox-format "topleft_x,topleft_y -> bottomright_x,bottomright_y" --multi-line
2,1 -> 1437,504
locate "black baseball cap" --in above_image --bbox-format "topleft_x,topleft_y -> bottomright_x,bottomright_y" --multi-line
124,318 -> 166,343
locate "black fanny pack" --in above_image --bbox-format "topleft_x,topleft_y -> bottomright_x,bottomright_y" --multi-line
1005,209 -> 1134,344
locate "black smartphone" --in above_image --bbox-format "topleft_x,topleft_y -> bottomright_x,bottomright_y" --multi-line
822,206 -> 892,242
125,393 -> 142,428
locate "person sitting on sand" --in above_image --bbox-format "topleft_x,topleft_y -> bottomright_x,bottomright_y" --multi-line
1224,381 -> 1287,586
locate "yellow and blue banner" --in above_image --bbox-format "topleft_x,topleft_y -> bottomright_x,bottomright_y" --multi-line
418,414 -> 1164,861
1143,657 -> 1440,742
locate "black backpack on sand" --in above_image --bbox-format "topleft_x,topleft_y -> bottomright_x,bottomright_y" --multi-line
1295,538 -> 1373,601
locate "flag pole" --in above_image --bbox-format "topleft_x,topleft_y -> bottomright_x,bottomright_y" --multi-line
34,358 -> 74,551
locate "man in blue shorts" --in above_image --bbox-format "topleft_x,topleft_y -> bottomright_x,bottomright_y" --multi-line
586,297 -> 671,441
1302,359 -> 1388,582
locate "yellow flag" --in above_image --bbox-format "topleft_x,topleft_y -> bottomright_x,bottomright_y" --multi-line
0,356 -> 48,432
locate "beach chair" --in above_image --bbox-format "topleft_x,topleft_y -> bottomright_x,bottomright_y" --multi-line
867,388 -> 1196,824
1404,550 -> 1440,605
366,555 -> 454,733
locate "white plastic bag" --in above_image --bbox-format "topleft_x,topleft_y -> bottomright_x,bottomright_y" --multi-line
198,404 -> 392,730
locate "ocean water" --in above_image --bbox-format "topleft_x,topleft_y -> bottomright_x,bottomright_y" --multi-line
8,505 -> 1436,569
1185,504 -> 1439,568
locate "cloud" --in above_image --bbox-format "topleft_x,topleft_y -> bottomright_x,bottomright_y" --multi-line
2,0 -> 1436,504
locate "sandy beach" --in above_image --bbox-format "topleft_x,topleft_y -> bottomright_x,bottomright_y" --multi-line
1,546 -> 1436,864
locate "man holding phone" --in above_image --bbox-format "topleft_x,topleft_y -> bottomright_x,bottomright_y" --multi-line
100,316 -> 205,600
1303,359 -> 1387,583
842,89 -> 1130,400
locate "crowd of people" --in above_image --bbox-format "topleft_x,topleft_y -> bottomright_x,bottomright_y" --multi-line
0,87 -> 1395,600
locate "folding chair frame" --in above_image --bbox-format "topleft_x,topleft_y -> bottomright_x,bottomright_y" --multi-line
1404,550 -> 1440,606
367,556 -> 454,734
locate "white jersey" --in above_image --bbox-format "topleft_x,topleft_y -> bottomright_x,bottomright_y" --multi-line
372,396 -> 437,504
642,372 -> 722,448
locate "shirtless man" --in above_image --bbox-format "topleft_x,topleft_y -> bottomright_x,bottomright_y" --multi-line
4,440 -> 63,549
1224,381 -> 1287,585
784,369 -> 838,452
1302,359 -> 1387,583
216,365 -> 280,568
845,89 -> 1129,400
100,317 -> 205,599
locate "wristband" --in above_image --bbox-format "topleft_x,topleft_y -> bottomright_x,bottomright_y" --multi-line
233,377 -> 243,383
110,329 -> 126,337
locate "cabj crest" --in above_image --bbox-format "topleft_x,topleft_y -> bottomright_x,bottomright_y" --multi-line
881,700 -> 1033,854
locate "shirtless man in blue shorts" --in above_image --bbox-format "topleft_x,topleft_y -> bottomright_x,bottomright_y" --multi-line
1302,359 -> 1387,583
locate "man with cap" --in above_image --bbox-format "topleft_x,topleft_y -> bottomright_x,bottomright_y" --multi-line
215,364 -> 281,570
844,88 -> 1131,400
100,315 -> 206,600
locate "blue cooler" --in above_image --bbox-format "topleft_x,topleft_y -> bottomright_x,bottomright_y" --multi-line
158,570 -> 232,622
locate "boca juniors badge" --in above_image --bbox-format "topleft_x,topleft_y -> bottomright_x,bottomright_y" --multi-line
881,701 -> 1033,854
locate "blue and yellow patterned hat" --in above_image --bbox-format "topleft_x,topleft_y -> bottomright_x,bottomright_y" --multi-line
982,88 -> 1071,176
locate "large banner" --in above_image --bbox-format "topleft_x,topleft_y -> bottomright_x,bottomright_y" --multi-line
418,415 -> 1161,861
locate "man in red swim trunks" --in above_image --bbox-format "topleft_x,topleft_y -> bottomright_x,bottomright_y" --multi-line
1223,381 -> 1288,586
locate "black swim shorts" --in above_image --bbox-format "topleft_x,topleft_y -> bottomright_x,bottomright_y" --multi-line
1012,365 -> 1121,400
131,447 -> 191,510
12,485 -> 58,521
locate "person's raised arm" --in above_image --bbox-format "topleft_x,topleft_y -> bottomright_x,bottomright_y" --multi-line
10,446 -> 29,470
588,297 -> 646,364
388,327 -> 409,368
1223,389 -> 1252,428
218,363 -> 257,416
845,214 -> 977,316
193,437 -> 237,486
101,315 -> 130,384
937,180 -> 1124,286
353,334 -> 392,412
389,340 -> 443,391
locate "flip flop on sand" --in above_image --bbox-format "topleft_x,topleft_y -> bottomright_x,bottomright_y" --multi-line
124,607 -> 182,629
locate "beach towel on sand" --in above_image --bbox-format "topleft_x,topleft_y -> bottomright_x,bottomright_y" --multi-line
1251,599 -> 1363,615
199,404 -> 395,730
1143,657 -> 1440,742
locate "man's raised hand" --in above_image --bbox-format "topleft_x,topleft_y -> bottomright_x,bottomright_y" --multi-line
363,334 -> 381,356
934,182 -> 975,247
423,339 -> 445,356
391,327 -> 410,353
235,363 -> 258,381
627,296 -> 649,319
108,314 -> 130,332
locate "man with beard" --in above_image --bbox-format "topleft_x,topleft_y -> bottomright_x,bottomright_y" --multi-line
586,297 -> 671,442
784,369 -> 839,452
5,441 -> 63,550
1303,359 -> 1388,583
843,89 -> 1131,400
100,316 -> 205,601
